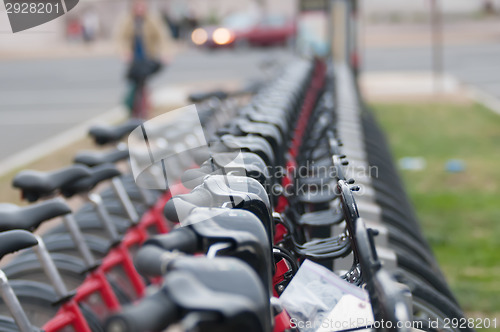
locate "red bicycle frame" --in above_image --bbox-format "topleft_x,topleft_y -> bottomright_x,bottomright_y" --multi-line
271,61 -> 326,332
43,300 -> 92,332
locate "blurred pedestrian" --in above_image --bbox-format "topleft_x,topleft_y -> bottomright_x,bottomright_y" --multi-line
82,8 -> 99,43
116,0 -> 173,118
66,16 -> 83,42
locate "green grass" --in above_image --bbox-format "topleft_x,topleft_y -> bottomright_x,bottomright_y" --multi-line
370,102 -> 500,317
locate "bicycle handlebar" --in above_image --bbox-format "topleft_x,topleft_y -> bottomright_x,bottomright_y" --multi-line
145,227 -> 199,252
134,245 -> 175,277
104,289 -> 178,332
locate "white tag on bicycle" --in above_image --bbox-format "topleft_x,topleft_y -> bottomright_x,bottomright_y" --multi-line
316,294 -> 373,332
279,260 -> 369,332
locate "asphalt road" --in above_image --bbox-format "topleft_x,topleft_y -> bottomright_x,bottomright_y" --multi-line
363,42 -> 500,98
0,47 -> 294,161
1,42 -> 498,163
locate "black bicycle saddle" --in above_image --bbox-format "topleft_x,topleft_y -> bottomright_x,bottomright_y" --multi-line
188,90 -> 228,103
74,148 -> 129,167
0,199 -> 71,232
170,175 -> 275,245
106,256 -> 270,332
166,257 -> 271,332
61,164 -> 121,197
240,105 -> 289,137
139,208 -> 272,293
88,118 -> 143,146
0,230 -> 38,260
13,165 -> 91,202
216,135 -> 275,168
181,152 -> 270,190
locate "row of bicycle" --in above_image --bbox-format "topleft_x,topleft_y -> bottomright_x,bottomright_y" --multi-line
0,58 -> 470,331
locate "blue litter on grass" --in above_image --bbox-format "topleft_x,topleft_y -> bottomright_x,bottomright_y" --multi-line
398,157 -> 426,171
445,159 -> 465,173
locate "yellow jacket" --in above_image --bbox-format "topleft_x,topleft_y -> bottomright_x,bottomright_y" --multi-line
117,13 -> 172,60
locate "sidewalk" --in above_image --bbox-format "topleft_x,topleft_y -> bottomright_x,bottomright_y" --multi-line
361,17 -> 500,114
359,72 -> 467,102
362,18 -> 500,48
0,41 -> 116,61
0,40 -> 187,61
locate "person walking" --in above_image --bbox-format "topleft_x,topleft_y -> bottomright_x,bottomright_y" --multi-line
117,0 -> 173,118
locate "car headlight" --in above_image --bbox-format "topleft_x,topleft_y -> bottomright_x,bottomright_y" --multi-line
191,28 -> 208,45
212,28 -> 234,45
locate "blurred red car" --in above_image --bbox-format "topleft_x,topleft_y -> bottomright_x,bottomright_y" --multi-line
191,14 -> 297,48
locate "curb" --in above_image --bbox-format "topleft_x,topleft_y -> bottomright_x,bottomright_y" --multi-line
467,86 -> 500,116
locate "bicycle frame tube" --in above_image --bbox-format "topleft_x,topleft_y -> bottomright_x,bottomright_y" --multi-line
273,310 -> 292,332
100,244 -> 146,298
276,61 -> 326,215
43,301 -> 91,332
137,181 -> 189,234
74,269 -> 121,311
138,191 -> 172,234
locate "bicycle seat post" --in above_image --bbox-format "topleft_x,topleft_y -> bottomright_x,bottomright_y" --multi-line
0,270 -> 32,332
87,193 -> 121,245
32,234 -> 69,299
110,177 -> 140,225
55,197 -> 97,269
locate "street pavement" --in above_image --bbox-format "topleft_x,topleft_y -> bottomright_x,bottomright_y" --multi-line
362,19 -> 500,99
363,43 -> 500,98
0,47 -> 294,162
1,26 -> 498,165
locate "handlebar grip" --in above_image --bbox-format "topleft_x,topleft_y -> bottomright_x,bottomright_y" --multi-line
134,245 -> 170,277
105,289 -> 178,332
145,227 -> 198,252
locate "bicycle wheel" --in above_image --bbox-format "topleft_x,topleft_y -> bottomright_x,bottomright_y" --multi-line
18,233 -> 110,260
0,315 -> 39,332
45,213 -> 131,239
0,280 -> 102,331
3,253 -> 86,291
396,252 -> 459,305
395,272 -> 473,332
3,252 -> 131,306
76,195 -> 148,220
